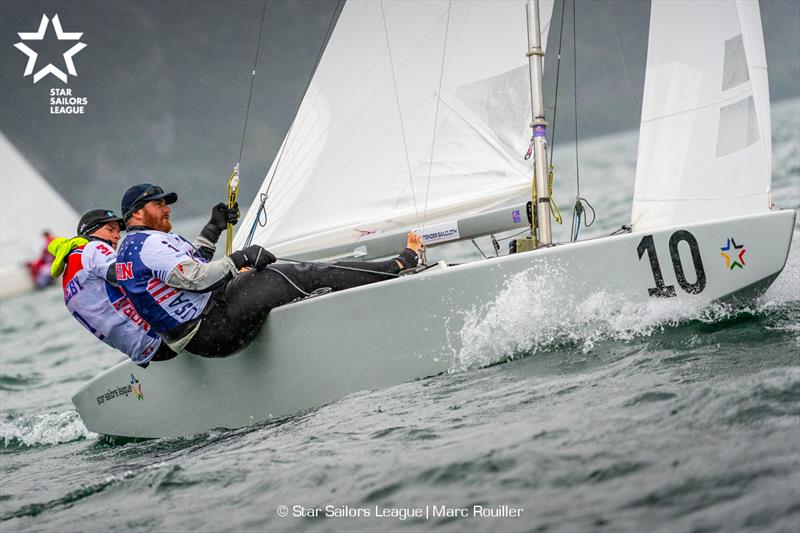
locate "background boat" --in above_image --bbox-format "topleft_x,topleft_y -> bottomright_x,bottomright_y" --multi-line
0,133 -> 78,299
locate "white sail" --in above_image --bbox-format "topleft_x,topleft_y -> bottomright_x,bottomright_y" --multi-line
631,0 -> 771,231
0,133 -> 78,297
237,0 -> 553,256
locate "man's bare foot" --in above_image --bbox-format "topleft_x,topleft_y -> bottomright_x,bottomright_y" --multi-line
394,232 -> 423,270
406,231 -> 423,254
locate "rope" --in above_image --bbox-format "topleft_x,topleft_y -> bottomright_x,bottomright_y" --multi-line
606,1 -> 637,112
244,0 -> 343,248
380,0 -> 420,225
265,266 -> 312,297
264,0 -> 343,198
568,0 -> 594,242
421,0 -> 453,234
275,257 -> 400,278
547,0 -> 568,168
471,239 -> 488,259
266,252 -> 414,297
570,196 -> 595,242
238,0 -> 268,164
572,0 -> 580,200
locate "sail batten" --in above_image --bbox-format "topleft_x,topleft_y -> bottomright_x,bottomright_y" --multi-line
237,0 -> 554,256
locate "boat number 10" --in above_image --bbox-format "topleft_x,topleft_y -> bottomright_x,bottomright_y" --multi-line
637,231 -> 706,298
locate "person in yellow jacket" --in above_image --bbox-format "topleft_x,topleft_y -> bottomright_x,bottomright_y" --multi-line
49,209 -> 176,367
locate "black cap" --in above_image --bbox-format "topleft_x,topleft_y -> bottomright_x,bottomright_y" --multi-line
77,209 -> 125,237
121,183 -> 178,220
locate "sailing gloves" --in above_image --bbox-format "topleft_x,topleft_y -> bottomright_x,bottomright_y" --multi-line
230,245 -> 276,271
200,202 -> 240,243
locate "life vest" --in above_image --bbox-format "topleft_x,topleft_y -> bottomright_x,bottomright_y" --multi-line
116,230 -> 211,334
61,240 -> 161,365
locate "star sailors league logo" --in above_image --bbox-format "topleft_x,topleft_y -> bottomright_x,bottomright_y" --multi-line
720,238 -> 747,270
13,14 -> 90,114
14,14 -> 86,84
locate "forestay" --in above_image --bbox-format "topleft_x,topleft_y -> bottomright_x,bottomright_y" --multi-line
237,0 -> 554,257
631,0 -> 772,231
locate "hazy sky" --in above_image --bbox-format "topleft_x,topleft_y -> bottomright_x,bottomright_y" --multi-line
1,0 -> 798,219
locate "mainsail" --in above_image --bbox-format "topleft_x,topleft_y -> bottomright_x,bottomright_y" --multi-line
237,0 -> 554,256
631,0 -> 772,231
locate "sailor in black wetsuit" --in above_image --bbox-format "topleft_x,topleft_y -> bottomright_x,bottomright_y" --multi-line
115,184 -> 420,358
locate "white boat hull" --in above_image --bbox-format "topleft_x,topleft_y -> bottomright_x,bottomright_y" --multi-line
72,211 -> 796,439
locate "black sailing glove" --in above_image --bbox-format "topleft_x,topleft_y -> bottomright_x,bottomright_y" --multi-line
200,202 -> 240,243
230,245 -> 276,271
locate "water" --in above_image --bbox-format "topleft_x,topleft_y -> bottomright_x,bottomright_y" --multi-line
1,99 -> 798,532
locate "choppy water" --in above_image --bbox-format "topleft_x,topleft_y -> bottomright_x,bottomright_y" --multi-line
1,99 -> 798,532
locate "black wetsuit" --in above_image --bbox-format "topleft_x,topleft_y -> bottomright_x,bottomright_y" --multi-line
183,255 -> 410,357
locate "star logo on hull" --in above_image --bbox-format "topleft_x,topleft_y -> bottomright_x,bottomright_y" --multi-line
129,374 -> 144,401
720,238 -> 746,270
13,14 -> 86,84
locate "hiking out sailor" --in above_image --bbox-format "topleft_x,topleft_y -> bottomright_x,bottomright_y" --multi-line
48,209 -> 177,367
115,183 -> 421,358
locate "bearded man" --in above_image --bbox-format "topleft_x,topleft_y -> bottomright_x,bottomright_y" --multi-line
115,183 -> 420,358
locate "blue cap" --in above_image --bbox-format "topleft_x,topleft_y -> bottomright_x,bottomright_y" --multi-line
121,183 -> 178,220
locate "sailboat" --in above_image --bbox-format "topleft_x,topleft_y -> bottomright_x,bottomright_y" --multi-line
0,133 -> 78,299
72,0 -> 794,439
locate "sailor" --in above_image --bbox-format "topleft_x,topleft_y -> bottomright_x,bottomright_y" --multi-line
48,209 -> 176,367
27,230 -> 56,289
116,183 -> 421,357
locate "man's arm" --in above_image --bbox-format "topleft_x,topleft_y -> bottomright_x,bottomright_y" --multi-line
82,240 -> 119,285
165,256 -> 239,292
165,244 -> 277,292
192,233 -> 217,262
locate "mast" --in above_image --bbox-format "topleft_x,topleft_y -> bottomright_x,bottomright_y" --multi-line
526,0 -> 552,247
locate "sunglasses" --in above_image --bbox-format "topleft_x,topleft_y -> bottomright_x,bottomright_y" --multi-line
123,186 -> 165,219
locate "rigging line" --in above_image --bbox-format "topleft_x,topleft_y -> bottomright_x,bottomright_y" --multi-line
572,0 -> 580,199
275,257 -> 400,278
548,0 -> 568,168
380,0 -> 420,225
238,0 -> 268,164
245,0 -> 342,248
269,1 -> 374,181
441,0 -> 471,72
605,0 -> 636,113
264,0 -> 343,198
498,227 -> 532,242
265,266 -> 312,296
568,0 -> 589,243
421,0 -> 453,234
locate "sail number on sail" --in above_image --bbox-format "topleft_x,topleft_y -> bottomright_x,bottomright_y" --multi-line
637,231 -> 707,298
